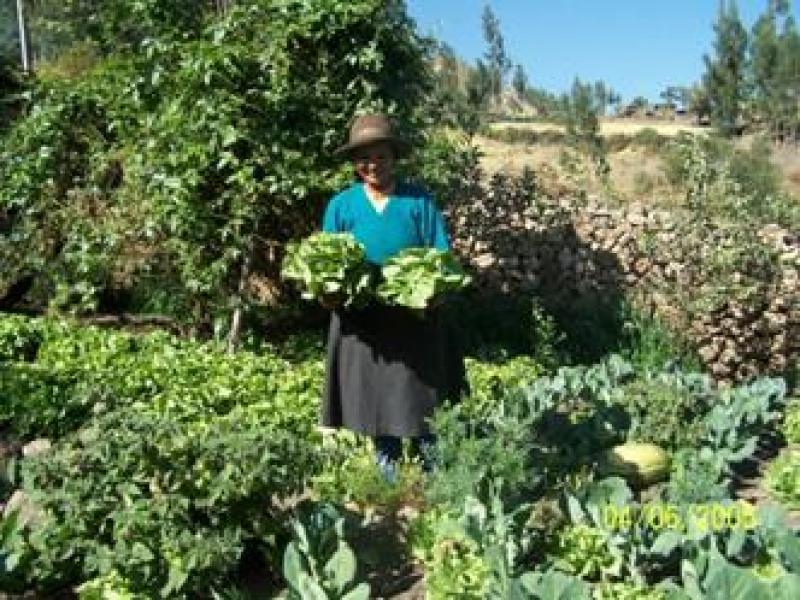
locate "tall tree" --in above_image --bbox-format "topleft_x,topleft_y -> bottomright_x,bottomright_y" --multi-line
750,0 -> 800,141
512,63 -> 527,98
702,0 -> 748,135
481,4 -> 511,108
772,15 -> 800,141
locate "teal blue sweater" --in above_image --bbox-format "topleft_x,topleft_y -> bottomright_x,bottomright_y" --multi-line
322,181 -> 450,265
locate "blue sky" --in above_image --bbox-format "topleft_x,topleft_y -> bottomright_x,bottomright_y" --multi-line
406,0 -> 799,103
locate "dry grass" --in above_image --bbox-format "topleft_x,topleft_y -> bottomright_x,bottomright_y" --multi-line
489,118 -> 710,138
476,122 -> 800,207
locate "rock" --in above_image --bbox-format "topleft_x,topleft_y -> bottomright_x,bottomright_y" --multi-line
699,345 -> 720,363
473,253 -> 496,269
719,346 -> 739,367
22,438 -> 51,458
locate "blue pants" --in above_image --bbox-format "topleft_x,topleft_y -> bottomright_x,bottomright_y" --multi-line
374,434 -> 435,480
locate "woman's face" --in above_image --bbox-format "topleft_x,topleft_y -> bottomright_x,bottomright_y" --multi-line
352,141 -> 395,190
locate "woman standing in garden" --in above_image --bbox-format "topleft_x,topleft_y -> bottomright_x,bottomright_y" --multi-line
321,113 -> 466,474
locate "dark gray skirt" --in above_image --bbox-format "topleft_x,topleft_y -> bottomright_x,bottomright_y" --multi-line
322,303 -> 467,437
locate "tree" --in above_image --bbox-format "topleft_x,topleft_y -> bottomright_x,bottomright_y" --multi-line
466,58 -> 493,116
561,77 -> 609,178
512,63 -> 527,98
772,15 -> 800,141
750,0 -> 800,141
688,83 -> 712,123
702,0 -> 748,135
660,85 -> 691,110
481,4 -> 511,108
591,80 -> 619,115
0,0 -> 434,338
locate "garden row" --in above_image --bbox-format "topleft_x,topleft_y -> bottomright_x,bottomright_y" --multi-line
0,313 -> 798,598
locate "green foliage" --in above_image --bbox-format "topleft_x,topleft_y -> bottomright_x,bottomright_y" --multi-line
765,449 -> 800,509
665,449 -> 730,505
376,248 -> 471,310
619,308 -> 700,374
749,2 -> 800,142
620,373 -> 715,450
283,502 -> 370,600
463,355 -> 544,420
0,314 -> 323,440
413,486 -> 536,599
77,571 -> 144,600
310,432 -> 422,512
664,133 -> 797,226
399,128 -> 481,207
1,0 -> 434,323
593,582 -> 666,600
449,291 -> 562,368
560,78 -> 610,179
7,408 -> 321,595
480,4 -> 511,109
0,51 -> 26,132
0,510 -> 24,591
549,524 -> 616,579
26,0 -> 206,57
281,232 -> 373,308
782,401 -> 800,444
702,0 -> 748,135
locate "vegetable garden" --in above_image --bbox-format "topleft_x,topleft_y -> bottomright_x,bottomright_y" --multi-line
1,0 -> 799,598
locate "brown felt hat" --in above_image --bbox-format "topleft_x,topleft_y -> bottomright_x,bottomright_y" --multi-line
334,113 -> 411,158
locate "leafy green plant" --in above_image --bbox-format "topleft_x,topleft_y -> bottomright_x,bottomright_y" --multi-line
782,401 -> 800,444
592,581 -> 666,599
620,373 -> 715,451
310,432 -> 422,512
376,248 -> 471,310
463,355 -> 544,420
765,450 -> 800,510
76,570 -> 144,599
665,449 -> 730,505
281,232 -> 373,308
415,485 -> 537,599
283,502 -> 369,600
424,530 -> 488,600
549,524 -> 616,579
0,314 -> 324,439
0,510 -> 24,591
7,404 -> 321,595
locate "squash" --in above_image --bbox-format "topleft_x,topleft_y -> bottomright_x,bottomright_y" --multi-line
600,442 -> 670,487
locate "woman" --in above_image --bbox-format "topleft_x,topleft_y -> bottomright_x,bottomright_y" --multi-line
321,113 -> 466,474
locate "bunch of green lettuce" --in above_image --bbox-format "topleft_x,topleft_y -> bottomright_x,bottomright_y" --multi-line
281,232 -> 373,307
376,248 -> 471,310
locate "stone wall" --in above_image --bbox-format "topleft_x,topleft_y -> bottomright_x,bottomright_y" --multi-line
444,174 -> 799,381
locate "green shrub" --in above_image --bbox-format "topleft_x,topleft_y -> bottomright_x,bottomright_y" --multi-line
0,0 -> 436,322
663,133 -> 799,227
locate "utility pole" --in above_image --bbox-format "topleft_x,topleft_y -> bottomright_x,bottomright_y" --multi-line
15,0 -> 29,72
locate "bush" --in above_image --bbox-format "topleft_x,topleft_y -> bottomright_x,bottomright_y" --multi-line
0,0 -> 438,324
663,132 -> 799,227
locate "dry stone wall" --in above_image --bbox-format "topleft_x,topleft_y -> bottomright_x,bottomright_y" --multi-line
444,174 -> 799,382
